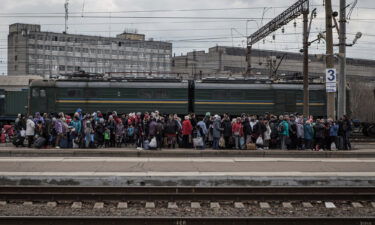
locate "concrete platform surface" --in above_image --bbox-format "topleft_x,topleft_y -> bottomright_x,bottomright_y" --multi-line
0,142 -> 374,158
0,157 -> 374,187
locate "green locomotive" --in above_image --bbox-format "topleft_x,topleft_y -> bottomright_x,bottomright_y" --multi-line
28,78 -> 326,116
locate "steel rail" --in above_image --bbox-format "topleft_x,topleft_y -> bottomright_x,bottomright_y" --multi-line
0,216 -> 374,225
0,186 -> 374,201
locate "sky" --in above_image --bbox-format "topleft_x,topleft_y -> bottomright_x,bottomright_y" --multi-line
0,0 -> 374,75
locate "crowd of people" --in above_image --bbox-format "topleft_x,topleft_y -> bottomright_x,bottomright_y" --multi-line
8,109 -> 353,151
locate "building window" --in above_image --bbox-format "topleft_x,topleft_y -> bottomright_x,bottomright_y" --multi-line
14,65 -> 17,71
59,65 -> 65,71
53,36 -> 58,41
15,55 -> 18,61
59,46 -> 65,51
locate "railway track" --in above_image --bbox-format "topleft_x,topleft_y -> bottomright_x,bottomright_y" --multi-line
0,186 -> 374,201
0,216 -> 374,225
0,186 -> 374,225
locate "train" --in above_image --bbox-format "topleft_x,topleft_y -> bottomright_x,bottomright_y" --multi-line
23,77 -> 327,117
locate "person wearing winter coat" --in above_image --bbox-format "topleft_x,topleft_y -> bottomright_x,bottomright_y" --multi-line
278,116 -> 289,150
221,114 -> 232,148
164,114 -> 180,149
212,115 -> 224,149
314,119 -> 325,151
263,120 -> 272,150
232,117 -> 244,150
26,116 -> 35,148
329,120 -> 339,150
197,119 -> 208,149
115,121 -> 125,147
296,118 -> 305,150
304,120 -> 314,150
182,116 -> 193,148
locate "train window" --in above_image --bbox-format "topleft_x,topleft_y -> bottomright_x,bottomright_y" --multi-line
40,89 -> 46,97
212,90 -> 229,99
32,89 -> 39,97
154,89 -> 167,98
67,90 -> 76,97
117,91 -> 121,97
138,90 -> 153,99
84,89 -> 97,98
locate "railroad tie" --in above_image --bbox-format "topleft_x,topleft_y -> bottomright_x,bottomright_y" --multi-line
71,202 -> 82,209
0,201 -> 6,206
302,202 -> 313,208
259,202 -> 270,209
93,202 -> 104,209
324,202 -> 336,209
191,202 -> 201,209
46,202 -> 57,208
282,202 -> 293,208
117,202 -> 128,209
210,202 -> 220,209
351,202 -> 364,208
23,201 -> 33,206
168,202 -> 178,209
234,202 -> 245,209
145,202 -> 155,209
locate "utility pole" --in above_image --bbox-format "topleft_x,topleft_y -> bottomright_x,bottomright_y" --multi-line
325,0 -> 336,119
302,9 -> 309,117
64,0 -> 69,34
338,0 -> 346,118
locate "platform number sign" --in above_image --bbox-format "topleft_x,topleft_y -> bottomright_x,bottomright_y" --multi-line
325,68 -> 337,93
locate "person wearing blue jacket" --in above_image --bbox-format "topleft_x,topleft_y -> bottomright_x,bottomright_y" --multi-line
329,120 -> 339,150
304,120 -> 314,150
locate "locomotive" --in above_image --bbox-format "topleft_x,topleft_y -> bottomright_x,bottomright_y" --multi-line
27,75 -> 326,116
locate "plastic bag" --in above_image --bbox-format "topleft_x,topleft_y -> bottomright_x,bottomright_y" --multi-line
149,137 -> 157,148
219,137 -> 225,148
193,137 -> 204,147
256,136 -> 264,145
331,142 -> 337,150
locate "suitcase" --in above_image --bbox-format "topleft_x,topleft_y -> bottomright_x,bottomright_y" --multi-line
246,143 -> 257,150
12,136 -> 24,147
34,137 -> 46,148
59,137 -> 69,149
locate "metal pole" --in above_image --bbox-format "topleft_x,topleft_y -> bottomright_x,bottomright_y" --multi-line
303,10 -> 310,117
246,44 -> 252,77
325,0 -> 336,119
338,0 -> 346,118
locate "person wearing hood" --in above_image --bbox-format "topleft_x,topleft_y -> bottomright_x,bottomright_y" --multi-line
26,116 -> 35,148
182,115 -> 193,148
197,118 -> 208,149
212,115 -> 224,150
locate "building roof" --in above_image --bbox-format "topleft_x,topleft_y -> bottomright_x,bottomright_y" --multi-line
0,75 -> 42,87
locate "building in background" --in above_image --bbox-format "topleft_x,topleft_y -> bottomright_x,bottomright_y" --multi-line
8,23 -> 172,77
172,46 -> 375,80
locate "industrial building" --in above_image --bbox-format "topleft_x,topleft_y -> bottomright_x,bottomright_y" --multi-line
172,46 -> 375,80
8,23 -> 172,77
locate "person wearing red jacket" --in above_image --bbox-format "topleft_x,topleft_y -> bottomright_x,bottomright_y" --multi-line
182,115 -> 193,148
232,117 -> 244,149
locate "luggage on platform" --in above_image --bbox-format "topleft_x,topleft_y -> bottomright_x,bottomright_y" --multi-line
143,140 -> 150,150
12,136 -> 25,147
34,137 -> 46,148
246,143 -> 257,150
59,137 -> 69,149
193,137 -> 204,148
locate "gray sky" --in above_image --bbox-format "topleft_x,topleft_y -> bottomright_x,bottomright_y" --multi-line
1,0 -> 374,75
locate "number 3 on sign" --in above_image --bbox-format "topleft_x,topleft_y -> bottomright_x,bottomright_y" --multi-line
326,68 -> 337,82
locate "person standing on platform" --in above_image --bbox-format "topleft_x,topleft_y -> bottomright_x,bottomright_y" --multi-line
26,116 -> 35,148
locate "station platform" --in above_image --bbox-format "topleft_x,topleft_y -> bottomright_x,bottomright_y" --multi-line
0,156 -> 374,187
0,142 -> 374,158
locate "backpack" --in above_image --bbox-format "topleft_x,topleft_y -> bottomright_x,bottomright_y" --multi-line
127,127 -> 134,136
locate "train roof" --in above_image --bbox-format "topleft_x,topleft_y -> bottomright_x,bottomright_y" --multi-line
30,79 -> 188,88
